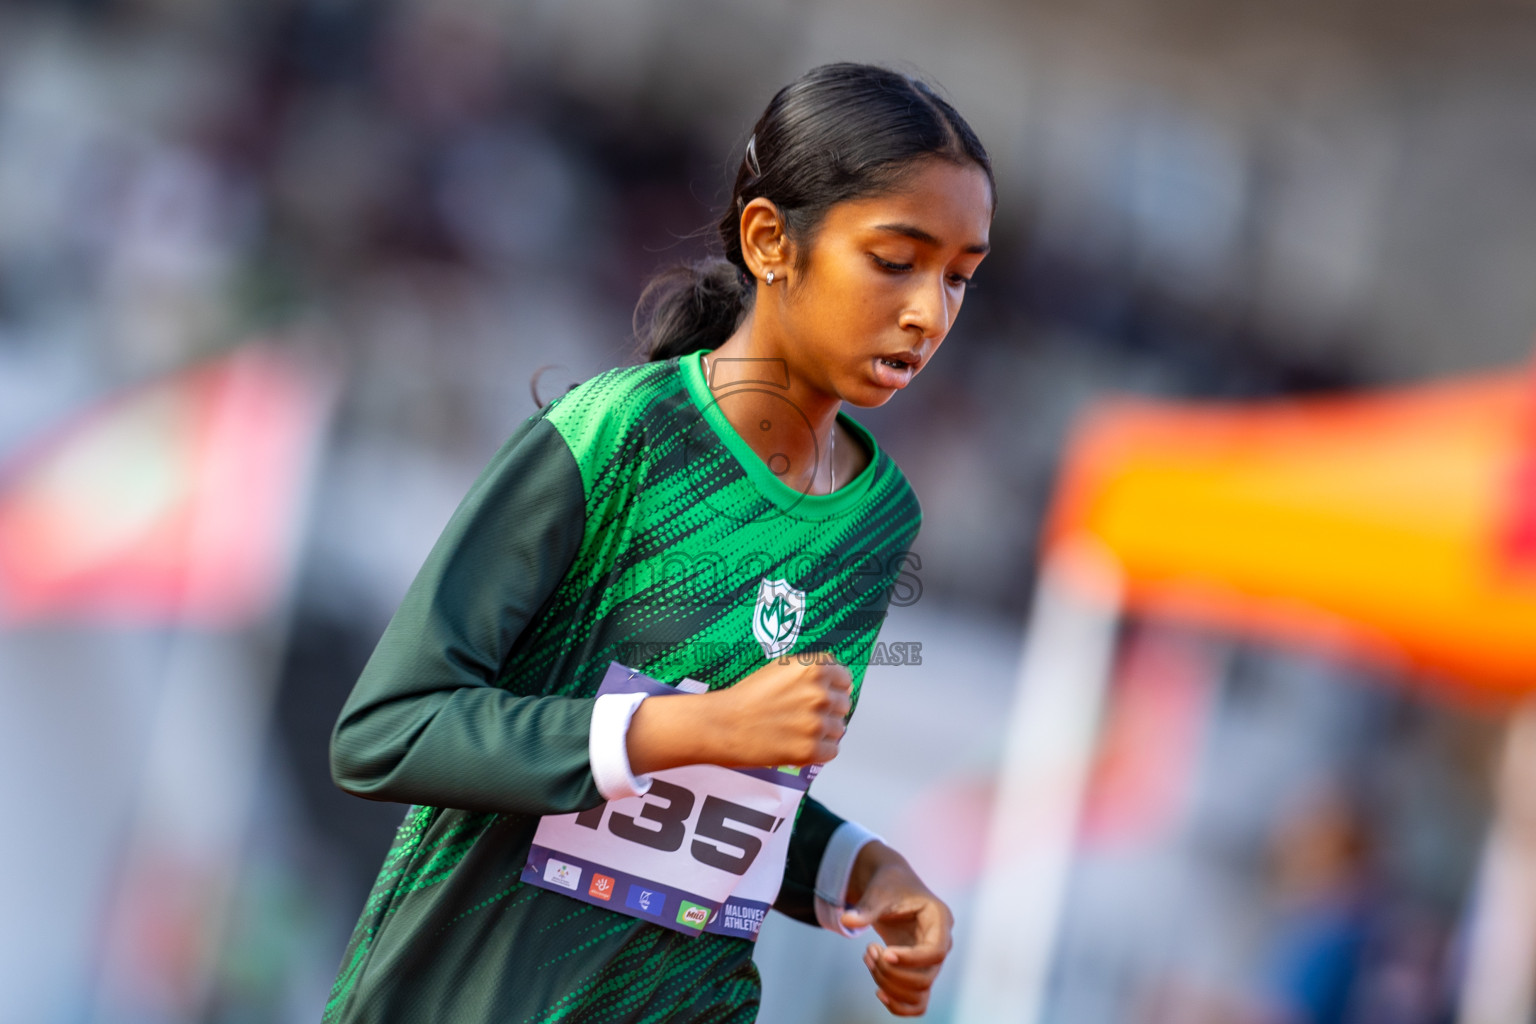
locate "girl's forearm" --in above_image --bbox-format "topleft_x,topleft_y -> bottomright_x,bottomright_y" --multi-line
624,692 -> 739,776
846,839 -> 909,909
626,659 -> 851,775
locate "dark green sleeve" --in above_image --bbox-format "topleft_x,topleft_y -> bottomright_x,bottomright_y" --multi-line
329,415 -> 601,815
773,796 -> 847,926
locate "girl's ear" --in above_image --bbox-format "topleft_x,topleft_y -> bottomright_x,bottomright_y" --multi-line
738,197 -> 790,284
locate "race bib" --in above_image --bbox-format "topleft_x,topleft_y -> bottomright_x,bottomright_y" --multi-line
521,663 -> 818,940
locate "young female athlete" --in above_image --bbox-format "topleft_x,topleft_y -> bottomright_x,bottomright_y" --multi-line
324,62 -> 994,1022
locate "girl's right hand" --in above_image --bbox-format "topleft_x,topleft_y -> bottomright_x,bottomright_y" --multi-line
711,654 -> 853,768
625,654 -> 853,776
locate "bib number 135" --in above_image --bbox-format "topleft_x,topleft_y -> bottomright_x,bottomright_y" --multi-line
573,780 -> 784,875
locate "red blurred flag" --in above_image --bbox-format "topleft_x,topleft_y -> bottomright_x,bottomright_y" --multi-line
0,344 -> 333,626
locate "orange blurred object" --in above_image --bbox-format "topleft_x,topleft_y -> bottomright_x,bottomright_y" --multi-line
1046,371 -> 1536,701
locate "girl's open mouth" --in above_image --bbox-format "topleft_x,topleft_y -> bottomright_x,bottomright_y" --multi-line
872,355 -> 917,389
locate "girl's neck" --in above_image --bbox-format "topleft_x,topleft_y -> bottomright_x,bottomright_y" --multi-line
702,323 -> 842,495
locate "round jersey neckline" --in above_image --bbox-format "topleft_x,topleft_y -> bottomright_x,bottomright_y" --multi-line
678,349 -> 880,519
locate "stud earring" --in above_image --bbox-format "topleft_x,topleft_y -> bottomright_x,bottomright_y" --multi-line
765,270 -> 776,285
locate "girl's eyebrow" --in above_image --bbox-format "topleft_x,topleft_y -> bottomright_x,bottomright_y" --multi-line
872,222 -> 990,255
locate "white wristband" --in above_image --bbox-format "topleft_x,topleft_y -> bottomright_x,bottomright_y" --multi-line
588,691 -> 653,801
813,821 -> 883,935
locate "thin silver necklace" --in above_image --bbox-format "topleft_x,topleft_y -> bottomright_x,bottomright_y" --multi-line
703,352 -> 835,494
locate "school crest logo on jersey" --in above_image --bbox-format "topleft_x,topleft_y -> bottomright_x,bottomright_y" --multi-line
753,578 -> 806,659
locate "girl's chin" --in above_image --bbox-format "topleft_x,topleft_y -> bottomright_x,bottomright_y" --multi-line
838,381 -> 902,408
841,360 -> 914,406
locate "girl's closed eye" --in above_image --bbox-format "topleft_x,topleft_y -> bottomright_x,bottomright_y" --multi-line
870,254 -> 976,289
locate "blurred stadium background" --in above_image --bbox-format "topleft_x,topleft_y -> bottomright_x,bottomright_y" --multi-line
2,0 -> 1535,1021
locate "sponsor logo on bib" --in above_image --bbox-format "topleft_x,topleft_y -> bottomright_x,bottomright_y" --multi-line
543,858 -> 581,891
753,578 -> 806,659
677,901 -> 710,930
589,873 -> 615,901
626,884 -> 666,917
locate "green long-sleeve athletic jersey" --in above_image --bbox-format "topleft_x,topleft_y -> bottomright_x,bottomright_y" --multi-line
324,350 -> 921,1023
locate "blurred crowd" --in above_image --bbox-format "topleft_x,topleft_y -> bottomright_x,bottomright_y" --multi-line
0,0 -> 1391,623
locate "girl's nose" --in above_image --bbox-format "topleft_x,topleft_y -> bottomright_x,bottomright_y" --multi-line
897,275 -> 952,341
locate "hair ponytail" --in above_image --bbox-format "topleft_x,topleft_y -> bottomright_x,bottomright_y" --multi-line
632,258 -> 746,362
637,63 -> 994,362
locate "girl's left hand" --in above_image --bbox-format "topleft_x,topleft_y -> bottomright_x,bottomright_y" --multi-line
840,843 -> 954,1017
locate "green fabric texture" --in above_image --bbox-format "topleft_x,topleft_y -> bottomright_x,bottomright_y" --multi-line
324,352 -> 921,1023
